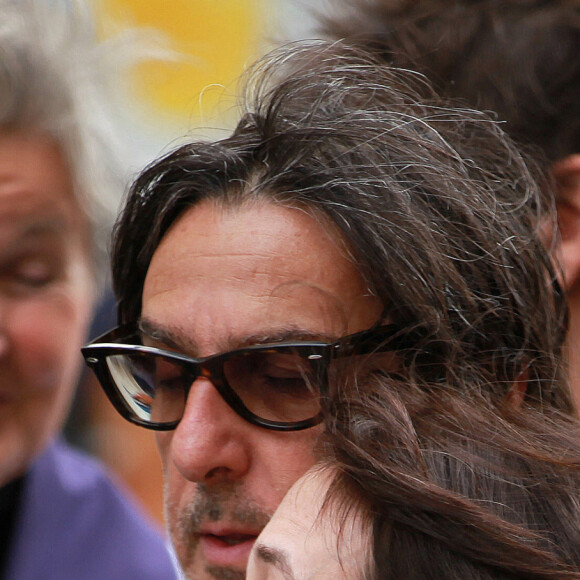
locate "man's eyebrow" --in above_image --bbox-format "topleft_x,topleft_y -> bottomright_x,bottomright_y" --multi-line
254,544 -> 296,580
238,329 -> 336,348
138,319 -> 185,351
138,318 -> 337,354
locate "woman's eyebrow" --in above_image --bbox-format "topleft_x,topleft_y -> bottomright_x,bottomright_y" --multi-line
254,543 -> 296,580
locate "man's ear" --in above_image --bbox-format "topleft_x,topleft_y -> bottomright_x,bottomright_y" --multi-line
553,154 -> 580,291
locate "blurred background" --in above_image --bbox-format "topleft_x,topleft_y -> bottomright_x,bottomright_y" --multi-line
68,0 -> 326,529
92,0 -> 327,172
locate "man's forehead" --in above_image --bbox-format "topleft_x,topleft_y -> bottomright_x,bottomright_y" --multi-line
151,200 -> 343,261
140,199 -> 382,355
144,205 -> 339,291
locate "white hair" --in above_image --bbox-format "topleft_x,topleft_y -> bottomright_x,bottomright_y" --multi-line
0,0 -> 130,278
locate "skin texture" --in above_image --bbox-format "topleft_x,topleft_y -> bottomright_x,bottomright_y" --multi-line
141,199 -> 382,579
0,130 -> 94,487
247,468 -> 370,580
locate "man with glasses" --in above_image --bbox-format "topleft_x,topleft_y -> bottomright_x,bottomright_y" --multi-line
83,42 -> 573,579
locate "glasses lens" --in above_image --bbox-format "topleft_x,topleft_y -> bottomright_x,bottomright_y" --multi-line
106,353 -> 188,425
223,348 -> 321,423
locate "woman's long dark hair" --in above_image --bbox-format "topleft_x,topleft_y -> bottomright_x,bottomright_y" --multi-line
324,371 -> 580,578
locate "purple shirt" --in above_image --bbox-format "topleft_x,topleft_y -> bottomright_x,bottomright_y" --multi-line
4,440 -> 179,580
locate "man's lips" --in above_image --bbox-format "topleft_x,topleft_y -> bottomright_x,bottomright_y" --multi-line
204,532 -> 256,545
198,525 -> 261,568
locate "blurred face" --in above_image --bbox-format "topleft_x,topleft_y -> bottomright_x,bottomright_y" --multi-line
142,199 -> 382,579
0,131 -> 94,486
247,468 -> 370,580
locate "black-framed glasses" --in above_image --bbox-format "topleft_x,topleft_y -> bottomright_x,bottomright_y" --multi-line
81,323 -> 407,431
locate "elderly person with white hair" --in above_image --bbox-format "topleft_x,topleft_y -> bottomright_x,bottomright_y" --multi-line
0,1 -> 177,578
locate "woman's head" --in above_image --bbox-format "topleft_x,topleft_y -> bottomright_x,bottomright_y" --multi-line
0,130 -> 94,486
248,466 -> 372,580
248,371 -> 580,579
0,0 -> 124,485
0,0 -> 124,275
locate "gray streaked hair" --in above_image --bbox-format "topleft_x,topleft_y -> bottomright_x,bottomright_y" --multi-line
0,0 -> 128,279
113,41 -> 571,412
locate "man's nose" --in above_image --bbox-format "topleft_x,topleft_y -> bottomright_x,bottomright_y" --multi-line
169,376 -> 252,484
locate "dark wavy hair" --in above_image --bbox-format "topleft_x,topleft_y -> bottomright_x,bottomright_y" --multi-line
322,369 -> 580,578
112,41 -> 570,416
321,0 -> 580,163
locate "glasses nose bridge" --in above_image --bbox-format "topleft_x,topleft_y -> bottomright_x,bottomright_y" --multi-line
179,354 -> 239,424
182,356 -> 222,396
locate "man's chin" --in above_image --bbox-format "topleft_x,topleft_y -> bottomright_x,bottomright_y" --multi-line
206,564 -> 247,580
180,561 -> 247,580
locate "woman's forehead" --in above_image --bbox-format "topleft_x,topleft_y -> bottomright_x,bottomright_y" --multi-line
250,468 -> 370,580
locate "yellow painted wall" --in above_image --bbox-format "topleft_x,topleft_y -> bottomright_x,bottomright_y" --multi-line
93,0 -> 266,126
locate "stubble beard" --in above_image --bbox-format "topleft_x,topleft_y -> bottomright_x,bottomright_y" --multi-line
169,482 -> 272,580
